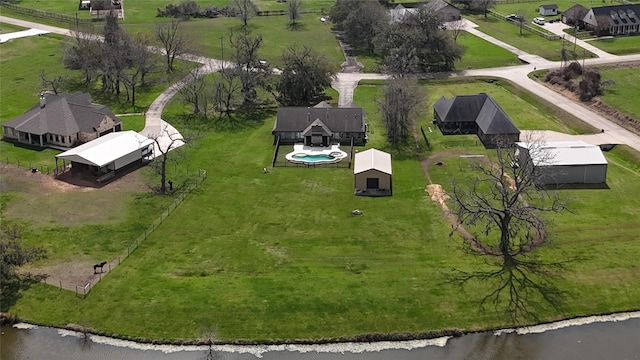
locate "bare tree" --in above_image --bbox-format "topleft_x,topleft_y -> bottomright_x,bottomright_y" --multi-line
377,77 -> 425,146
449,135 -> 571,321
287,0 -> 303,27
228,31 -> 271,108
179,65 -> 209,115
38,70 -> 67,95
471,0 -> 496,19
232,0 -> 258,28
515,9 -> 528,35
149,125 -> 188,194
123,35 -> 156,107
448,19 -> 466,43
156,19 -> 189,73
212,70 -> 242,121
63,24 -> 101,85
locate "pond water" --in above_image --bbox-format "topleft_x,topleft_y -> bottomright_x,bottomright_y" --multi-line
3,312 -> 640,360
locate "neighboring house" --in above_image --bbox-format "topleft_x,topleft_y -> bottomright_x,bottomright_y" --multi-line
91,0 -> 124,18
582,4 -> 640,36
2,92 -> 122,149
56,130 -> 154,182
390,0 -> 461,22
433,93 -> 520,148
354,148 -> 392,196
562,4 -> 588,27
516,141 -> 608,185
539,4 -> 558,16
273,103 -> 367,146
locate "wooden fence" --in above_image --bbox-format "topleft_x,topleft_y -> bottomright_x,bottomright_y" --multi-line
0,1 -> 102,25
487,9 -> 561,41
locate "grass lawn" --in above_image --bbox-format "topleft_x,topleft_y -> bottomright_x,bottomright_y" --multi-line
587,36 -> 640,56
467,15 -> 598,61
597,67 -> 640,120
8,77 -> 640,341
0,21 -> 26,33
454,31 -> 521,69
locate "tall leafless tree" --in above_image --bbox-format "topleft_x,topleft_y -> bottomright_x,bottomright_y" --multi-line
377,77 -> 425,146
232,0 -> 258,28
179,65 -> 209,115
228,31 -> 271,108
287,0 -> 303,27
471,0 -> 496,19
123,35 -> 156,107
448,19 -> 466,43
149,125 -> 188,194
156,19 -> 189,73
63,24 -> 102,85
449,135 -> 571,321
38,70 -> 67,95
515,9 -> 528,35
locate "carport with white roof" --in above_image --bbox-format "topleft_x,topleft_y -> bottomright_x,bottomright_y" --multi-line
56,131 -> 154,181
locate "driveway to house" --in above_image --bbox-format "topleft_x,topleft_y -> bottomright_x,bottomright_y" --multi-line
3,15 -> 640,152
540,21 -> 615,59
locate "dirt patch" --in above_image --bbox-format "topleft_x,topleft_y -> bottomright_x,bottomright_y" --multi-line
426,184 -> 450,210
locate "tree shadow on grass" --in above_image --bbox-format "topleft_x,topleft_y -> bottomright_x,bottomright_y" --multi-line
286,22 -> 307,31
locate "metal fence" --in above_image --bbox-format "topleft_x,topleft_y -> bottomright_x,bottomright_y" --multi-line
272,144 -> 353,169
39,169 -> 208,298
3,156 -> 54,175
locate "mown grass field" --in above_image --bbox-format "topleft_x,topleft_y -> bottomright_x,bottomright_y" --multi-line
467,15 -> 598,61
598,67 -> 640,120
588,36 -> 640,56
6,75 -> 640,341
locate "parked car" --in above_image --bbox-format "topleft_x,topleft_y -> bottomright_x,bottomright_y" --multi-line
506,14 -> 523,21
533,17 -> 545,25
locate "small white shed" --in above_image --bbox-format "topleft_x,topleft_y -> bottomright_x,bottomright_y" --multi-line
516,141 -> 608,185
354,148 -> 392,196
539,4 -> 558,16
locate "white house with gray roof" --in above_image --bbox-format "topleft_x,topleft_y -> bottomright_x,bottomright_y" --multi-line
2,92 -> 122,149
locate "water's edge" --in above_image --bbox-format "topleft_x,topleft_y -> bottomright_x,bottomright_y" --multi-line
5,310 -> 640,358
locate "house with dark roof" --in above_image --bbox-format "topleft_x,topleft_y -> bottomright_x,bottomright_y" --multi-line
539,4 -> 558,16
562,4 -> 588,26
433,93 -> 520,148
390,0 -> 461,23
2,92 -> 122,149
272,103 -> 366,146
582,4 -> 640,36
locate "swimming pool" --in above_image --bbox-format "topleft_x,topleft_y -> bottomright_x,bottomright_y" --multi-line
285,145 -> 347,165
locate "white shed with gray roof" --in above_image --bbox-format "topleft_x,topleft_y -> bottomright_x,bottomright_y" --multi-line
354,148 -> 392,196
516,141 -> 608,185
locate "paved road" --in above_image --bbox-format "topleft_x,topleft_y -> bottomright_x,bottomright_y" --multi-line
3,15 -> 640,152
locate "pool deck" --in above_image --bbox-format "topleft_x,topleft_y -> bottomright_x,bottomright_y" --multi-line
285,144 -> 348,165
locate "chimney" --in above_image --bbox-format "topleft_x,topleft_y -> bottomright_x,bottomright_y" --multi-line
40,96 -> 46,108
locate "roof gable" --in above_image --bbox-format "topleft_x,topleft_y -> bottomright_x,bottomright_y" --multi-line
274,107 -> 365,133
589,4 -> 640,26
354,148 -> 392,175
475,97 -> 520,135
540,4 -> 558,10
2,92 -> 121,136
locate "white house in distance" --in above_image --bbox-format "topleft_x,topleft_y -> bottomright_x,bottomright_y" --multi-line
56,130 -> 154,182
516,141 -> 608,185
354,148 -> 392,196
539,4 -> 558,16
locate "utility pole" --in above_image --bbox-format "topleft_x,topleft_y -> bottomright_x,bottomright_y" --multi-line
220,36 -> 225,75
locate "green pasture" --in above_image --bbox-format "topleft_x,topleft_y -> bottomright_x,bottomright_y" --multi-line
8,76 -> 640,340
467,15 -> 597,61
454,31 -> 520,69
0,21 -> 26,33
597,67 -> 640,121
588,36 -> 640,56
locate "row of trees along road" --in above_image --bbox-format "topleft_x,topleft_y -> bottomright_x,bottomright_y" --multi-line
330,2 -> 573,321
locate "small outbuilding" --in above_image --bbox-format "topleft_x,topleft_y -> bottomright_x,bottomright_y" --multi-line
56,131 -> 154,182
516,141 -> 608,185
539,4 -> 558,16
354,148 -> 392,196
